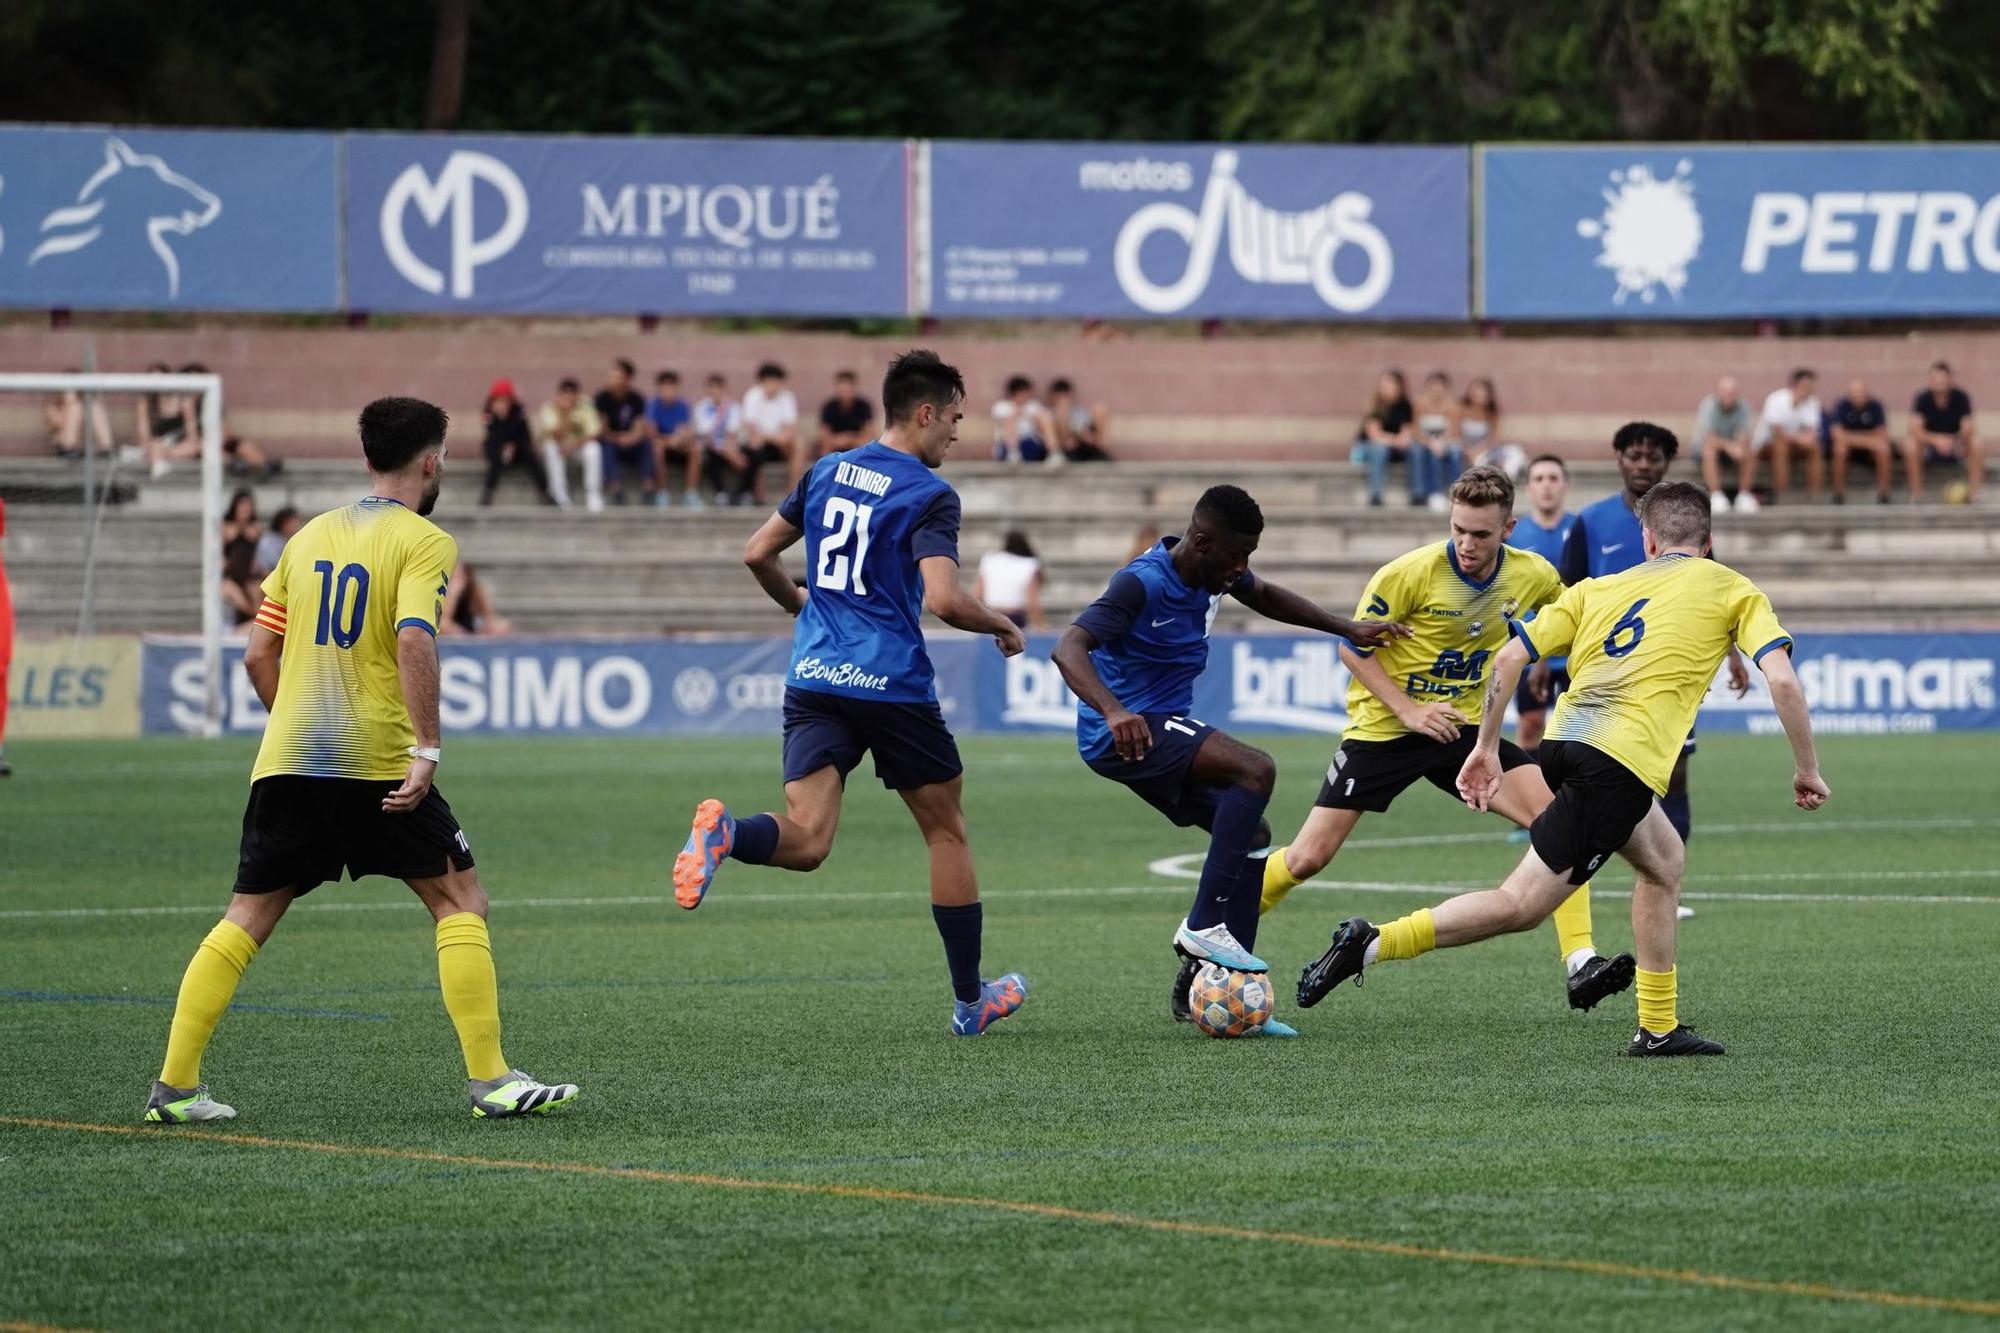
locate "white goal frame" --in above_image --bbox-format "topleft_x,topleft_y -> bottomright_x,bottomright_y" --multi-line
0,370 -> 226,736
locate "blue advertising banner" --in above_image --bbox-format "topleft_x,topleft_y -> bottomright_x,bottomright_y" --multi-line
141,636 -> 978,737
142,632 -> 1999,738
928,142 -> 1469,319
1482,145 -> 2000,319
0,126 -> 339,310
345,134 -> 908,315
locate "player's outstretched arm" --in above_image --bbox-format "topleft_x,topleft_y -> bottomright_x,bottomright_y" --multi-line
743,513 -> 806,616
1343,643 -> 1464,745
1457,637 -> 1531,811
384,626 -> 441,814
920,556 -> 1026,657
1231,576 -> 1409,648
1756,648 -> 1829,810
243,624 -> 282,712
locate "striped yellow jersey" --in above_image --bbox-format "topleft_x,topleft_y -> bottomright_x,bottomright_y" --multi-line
1345,541 -> 1564,742
1511,554 -> 1791,794
250,497 -> 457,782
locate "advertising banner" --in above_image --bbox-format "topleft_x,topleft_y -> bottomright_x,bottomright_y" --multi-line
140,636 -> 978,737
6,635 -> 141,738
0,125 -> 340,311
142,631 -> 1999,739
346,133 -> 908,315
1482,144 -> 2000,318
928,142 -> 1469,319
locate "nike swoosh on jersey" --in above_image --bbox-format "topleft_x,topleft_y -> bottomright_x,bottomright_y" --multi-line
1600,543 -> 1624,555
1151,616 -> 1175,627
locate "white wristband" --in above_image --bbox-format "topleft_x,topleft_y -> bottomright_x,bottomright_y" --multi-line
408,745 -> 441,764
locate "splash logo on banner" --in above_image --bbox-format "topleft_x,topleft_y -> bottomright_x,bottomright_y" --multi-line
1113,150 -> 1393,315
17,138 -> 221,297
380,150 -> 529,298
1575,160 -> 1703,306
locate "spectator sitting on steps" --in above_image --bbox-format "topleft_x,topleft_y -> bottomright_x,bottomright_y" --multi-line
1905,360 -> 1982,504
479,379 -> 547,506
1048,378 -> 1112,463
817,369 -> 874,457
1356,368 -> 1417,507
539,377 -> 604,513
46,370 -> 116,461
992,376 -> 1054,463
255,506 -> 303,574
975,530 -> 1047,630
596,358 -> 653,506
441,562 -> 513,636
219,489 -> 264,625
1695,374 -> 1756,513
1751,367 -> 1824,508
1828,377 -> 1893,506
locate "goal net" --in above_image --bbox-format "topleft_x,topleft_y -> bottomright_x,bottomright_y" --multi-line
0,370 -> 227,736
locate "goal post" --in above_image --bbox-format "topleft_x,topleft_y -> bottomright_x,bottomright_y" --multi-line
0,370 -> 227,736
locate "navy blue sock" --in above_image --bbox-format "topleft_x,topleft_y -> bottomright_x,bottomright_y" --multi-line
1187,785 -> 1270,932
1662,791 -> 1691,844
932,902 -> 984,1004
728,812 -> 779,865
1225,854 -> 1265,952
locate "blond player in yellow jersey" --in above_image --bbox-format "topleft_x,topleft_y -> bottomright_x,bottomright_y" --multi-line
1260,467 -> 1633,1013
143,398 -> 577,1123
1296,478 -> 1828,1056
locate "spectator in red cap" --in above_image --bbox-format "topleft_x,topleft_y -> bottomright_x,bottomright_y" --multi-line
480,378 -> 546,506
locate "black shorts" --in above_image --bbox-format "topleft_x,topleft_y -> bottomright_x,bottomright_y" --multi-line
1530,740 -> 1657,885
1514,665 -> 1570,717
781,686 -> 962,791
1085,712 -> 1220,829
1316,730 -> 1531,813
235,776 -> 473,896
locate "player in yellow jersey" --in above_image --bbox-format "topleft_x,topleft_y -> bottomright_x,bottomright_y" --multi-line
1296,480 -> 1828,1056
1259,467 -> 1632,1013
143,398 -> 577,1123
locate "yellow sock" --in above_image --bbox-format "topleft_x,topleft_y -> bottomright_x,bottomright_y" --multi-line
1636,966 -> 1677,1034
1375,908 -> 1436,963
1551,882 -> 1594,962
1259,846 -> 1303,914
435,912 -> 508,1081
159,919 -> 259,1087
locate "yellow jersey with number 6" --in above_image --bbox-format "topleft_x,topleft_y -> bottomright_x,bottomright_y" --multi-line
1344,541 -> 1565,742
250,497 -> 457,782
1510,553 -> 1790,795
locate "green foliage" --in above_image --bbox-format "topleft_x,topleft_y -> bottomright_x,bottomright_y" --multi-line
0,0 -> 1994,140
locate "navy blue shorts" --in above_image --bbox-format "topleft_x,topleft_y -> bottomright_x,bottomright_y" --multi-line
781,686 -> 962,791
1515,665 -> 1570,717
1085,711 -> 1219,828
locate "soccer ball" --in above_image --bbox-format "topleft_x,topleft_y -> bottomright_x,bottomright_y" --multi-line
1188,964 -> 1274,1038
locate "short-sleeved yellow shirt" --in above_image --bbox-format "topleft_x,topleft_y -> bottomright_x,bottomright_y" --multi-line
1512,554 -> 1790,794
250,498 -> 458,782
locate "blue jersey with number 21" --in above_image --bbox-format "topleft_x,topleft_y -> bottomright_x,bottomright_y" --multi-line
778,440 -> 962,704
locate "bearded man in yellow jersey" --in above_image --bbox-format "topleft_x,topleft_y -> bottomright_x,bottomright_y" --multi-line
143,398 -> 577,1123
1297,477 -> 1829,1057
1261,466 -> 1633,1013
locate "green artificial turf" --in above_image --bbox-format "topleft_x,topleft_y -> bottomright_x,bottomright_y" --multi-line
2,733 -> 1996,1330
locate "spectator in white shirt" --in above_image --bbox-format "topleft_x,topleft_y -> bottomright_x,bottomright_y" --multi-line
992,376 -> 1055,463
974,530 -> 1045,630
1751,367 -> 1824,508
740,361 -> 800,503
695,373 -> 752,506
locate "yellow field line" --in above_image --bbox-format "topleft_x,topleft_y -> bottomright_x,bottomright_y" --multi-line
1,1322 -> 100,1332
5,1115 -> 1995,1318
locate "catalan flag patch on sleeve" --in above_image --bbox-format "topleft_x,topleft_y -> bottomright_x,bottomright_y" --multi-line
253,598 -> 288,635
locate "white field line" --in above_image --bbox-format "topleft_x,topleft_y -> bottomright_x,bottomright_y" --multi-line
3,871 -> 1995,922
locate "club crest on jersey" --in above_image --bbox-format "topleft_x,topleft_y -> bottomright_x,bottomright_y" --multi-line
1501,597 -> 1520,619
1468,620 -> 1484,638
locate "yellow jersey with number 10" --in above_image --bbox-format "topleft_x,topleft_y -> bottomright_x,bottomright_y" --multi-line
250,497 -> 457,782
1511,553 -> 1791,795
1343,541 -> 1565,742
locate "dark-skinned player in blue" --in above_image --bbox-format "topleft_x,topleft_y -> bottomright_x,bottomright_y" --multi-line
671,350 -> 1032,1037
1559,423 -> 1749,890
1052,485 -> 1407,1036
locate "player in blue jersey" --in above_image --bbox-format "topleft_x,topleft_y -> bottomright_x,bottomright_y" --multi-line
1052,486 -> 1406,1033
671,351 -> 1032,1037
1558,423 -> 1748,855
1505,455 -> 1577,753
